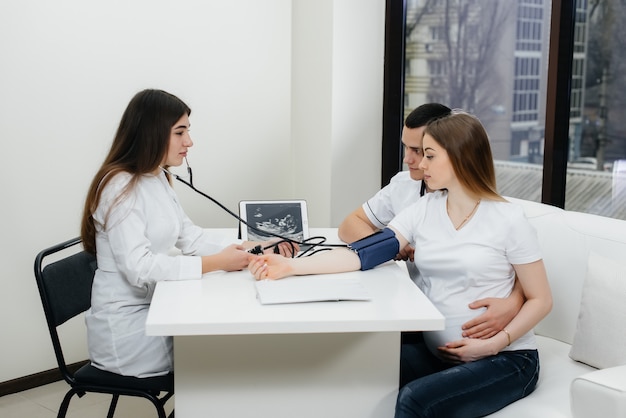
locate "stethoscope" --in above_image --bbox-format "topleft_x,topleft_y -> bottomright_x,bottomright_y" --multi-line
161,158 -> 346,257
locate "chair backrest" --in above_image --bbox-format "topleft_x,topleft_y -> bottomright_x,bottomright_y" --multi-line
34,237 -> 97,381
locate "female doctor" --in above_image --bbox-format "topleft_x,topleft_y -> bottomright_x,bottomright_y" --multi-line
248,111 -> 552,417
80,89 -> 294,378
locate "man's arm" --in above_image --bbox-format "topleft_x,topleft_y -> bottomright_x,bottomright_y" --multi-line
461,277 -> 526,339
337,207 -> 379,243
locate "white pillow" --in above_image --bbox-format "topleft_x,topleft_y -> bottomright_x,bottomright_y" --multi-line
569,252 -> 626,369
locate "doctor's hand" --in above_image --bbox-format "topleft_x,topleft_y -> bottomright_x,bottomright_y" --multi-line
247,254 -> 294,280
216,244 -> 251,272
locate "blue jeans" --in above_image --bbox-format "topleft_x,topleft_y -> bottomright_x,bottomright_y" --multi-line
396,337 -> 539,418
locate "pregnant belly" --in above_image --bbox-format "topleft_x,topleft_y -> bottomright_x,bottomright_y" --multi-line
422,315 -> 472,357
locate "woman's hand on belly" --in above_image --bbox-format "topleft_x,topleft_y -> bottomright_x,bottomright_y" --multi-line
436,337 -> 502,364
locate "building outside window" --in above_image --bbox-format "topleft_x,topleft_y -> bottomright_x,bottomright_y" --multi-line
399,0 -> 626,220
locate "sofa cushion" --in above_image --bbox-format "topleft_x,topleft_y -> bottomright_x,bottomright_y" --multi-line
571,365 -> 626,418
506,198 -> 586,344
569,252 -> 626,369
488,336 -> 595,417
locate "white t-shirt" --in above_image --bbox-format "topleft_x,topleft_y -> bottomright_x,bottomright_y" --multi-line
390,191 -> 542,354
362,171 -> 424,229
362,171 -> 424,281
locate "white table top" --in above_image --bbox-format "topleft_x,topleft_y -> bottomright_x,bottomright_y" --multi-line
146,228 -> 444,336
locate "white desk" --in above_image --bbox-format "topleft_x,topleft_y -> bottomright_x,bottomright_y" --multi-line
146,229 -> 444,418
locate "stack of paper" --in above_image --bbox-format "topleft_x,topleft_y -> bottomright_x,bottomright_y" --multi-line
254,276 -> 371,305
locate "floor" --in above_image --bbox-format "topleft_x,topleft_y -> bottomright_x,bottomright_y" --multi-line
0,380 -> 175,418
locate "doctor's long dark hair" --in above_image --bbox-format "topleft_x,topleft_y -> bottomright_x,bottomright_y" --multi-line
80,89 -> 191,255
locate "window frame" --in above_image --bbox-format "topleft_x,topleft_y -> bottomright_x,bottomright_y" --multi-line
381,0 -> 574,208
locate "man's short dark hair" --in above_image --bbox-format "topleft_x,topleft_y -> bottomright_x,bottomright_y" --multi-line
405,103 -> 452,129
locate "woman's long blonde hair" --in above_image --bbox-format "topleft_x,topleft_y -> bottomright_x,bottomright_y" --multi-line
424,111 -> 504,201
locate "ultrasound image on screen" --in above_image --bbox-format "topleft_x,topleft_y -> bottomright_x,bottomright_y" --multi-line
244,202 -> 305,241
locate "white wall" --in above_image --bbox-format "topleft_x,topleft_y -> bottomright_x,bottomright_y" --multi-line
0,0 -> 384,382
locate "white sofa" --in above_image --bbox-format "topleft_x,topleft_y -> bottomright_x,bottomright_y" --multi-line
488,198 -> 626,417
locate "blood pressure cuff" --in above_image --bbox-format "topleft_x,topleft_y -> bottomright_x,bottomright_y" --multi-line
348,228 -> 399,271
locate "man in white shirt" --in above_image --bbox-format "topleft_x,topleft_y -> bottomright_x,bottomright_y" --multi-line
338,103 -> 524,339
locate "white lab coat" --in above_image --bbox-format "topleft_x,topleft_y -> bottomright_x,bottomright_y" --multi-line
86,171 -> 227,377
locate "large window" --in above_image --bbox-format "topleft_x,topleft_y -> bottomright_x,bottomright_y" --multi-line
383,0 -> 626,220
569,0 -> 626,219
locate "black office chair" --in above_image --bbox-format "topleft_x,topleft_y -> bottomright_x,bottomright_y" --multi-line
34,237 -> 174,418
